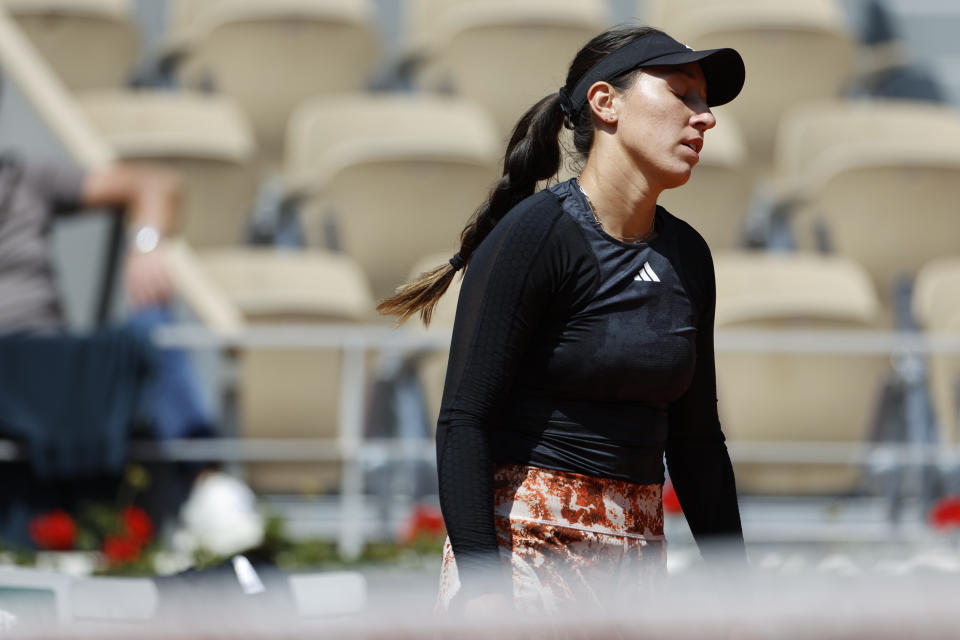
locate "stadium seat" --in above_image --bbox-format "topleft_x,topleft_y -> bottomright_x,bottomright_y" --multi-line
4,0 -> 139,91
913,259 -> 960,444
163,0 -> 214,48
285,93 -> 500,301
170,0 -> 380,170
774,100 -> 960,306
656,112 -> 751,250
645,0 -> 855,166
714,251 -> 889,494
76,89 -> 258,247
164,241 -> 376,495
406,0 -> 610,138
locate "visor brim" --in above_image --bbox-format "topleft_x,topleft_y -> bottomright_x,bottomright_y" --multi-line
643,48 -> 745,107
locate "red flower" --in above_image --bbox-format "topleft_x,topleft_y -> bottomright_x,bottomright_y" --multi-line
102,535 -> 141,566
401,504 -> 446,543
929,496 -> 960,530
120,505 -> 153,544
29,510 -> 77,551
663,480 -> 683,515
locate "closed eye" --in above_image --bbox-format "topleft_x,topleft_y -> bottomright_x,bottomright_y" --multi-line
666,70 -> 707,103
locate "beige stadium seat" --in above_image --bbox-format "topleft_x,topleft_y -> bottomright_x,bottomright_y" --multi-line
164,241 -> 376,494
913,259 -> 960,444
774,100 -> 960,180
77,89 -> 258,247
646,0 -> 855,166
774,100 -> 960,306
656,112 -> 751,250
714,251 -> 889,494
3,0 -> 139,90
286,93 -> 500,301
171,0 -> 380,170
407,0 -> 610,138
164,0 -> 216,51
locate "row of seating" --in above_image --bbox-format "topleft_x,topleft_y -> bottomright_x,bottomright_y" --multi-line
6,0 -> 863,170
168,243 -> 960,497
15,0 -> 946,312
75,90 -> 500,299
72,88 -> 960,314
769,99 -> 960,309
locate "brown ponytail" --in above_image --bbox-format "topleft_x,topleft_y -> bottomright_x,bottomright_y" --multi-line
375,252 -> 467,326
377,25 -> 668,325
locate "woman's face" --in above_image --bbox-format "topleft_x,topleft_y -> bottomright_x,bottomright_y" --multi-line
607,62 -> 716,190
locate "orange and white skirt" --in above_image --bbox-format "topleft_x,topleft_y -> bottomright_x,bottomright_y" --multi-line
437,463 -> 666,613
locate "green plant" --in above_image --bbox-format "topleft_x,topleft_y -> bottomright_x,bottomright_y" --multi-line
24,464 -> 159,576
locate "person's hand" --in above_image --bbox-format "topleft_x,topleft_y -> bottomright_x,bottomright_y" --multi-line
463,592 -> 512,620
124,248 -> 173,308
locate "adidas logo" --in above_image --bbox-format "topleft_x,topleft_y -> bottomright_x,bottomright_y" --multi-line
634,261 -> 660,283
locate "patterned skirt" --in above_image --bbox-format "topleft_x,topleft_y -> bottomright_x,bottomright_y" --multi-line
437,463 -> 666,614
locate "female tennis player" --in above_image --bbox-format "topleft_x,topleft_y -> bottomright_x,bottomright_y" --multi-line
379,24 -> 747,615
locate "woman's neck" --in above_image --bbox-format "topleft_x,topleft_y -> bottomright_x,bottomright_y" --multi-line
578,158 -> 660,241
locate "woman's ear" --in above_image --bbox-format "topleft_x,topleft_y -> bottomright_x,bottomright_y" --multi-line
586,81 -> 618,124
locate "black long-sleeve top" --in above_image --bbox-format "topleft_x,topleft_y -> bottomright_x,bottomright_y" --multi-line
437,178 -> 744,595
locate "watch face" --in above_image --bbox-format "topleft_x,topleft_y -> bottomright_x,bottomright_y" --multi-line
133,226 -> 160,253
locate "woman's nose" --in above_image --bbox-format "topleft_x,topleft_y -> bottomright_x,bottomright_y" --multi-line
692,108 -> 716,131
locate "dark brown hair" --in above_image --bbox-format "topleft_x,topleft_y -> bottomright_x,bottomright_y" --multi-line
377,25 -> 668,325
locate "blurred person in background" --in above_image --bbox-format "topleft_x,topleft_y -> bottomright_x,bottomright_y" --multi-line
0,153 -> 197,543
0,71 -> 266,551
380,26 -> 747,615
0,153 -> 216,440
0,57 -> 219,445
0,156 -> 176,327
0,147 -> 266,548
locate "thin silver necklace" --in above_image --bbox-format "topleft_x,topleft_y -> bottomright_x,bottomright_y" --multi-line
575,178 -> 656,244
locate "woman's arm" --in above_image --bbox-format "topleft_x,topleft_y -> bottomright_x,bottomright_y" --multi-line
665,239 -> 745,564
437,192 -> 566,597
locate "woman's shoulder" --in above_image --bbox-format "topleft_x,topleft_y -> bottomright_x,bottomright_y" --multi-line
657,206 -> 717,310
482,187 -> 573,250
501,187 -> 566,225
471,185 -> 589,279
658,205 -> 714,265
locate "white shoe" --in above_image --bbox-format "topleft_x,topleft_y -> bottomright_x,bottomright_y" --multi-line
177,472 -> 265,557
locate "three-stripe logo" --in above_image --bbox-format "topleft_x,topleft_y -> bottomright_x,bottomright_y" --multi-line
634,261 -> 660,283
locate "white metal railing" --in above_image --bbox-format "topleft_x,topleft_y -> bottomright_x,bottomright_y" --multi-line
5,325 -> 960,556
3,437 -> 960,466
157,323 -> 960,553
152,323 -> 960,354
4,438 -> 960,468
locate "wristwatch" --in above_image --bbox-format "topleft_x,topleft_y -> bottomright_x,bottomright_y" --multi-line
129,224 -> 161,253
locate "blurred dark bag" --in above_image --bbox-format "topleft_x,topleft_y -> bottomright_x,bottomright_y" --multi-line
0,327 -> 157,479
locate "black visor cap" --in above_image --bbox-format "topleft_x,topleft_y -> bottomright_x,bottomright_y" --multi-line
568,32 -> 746,110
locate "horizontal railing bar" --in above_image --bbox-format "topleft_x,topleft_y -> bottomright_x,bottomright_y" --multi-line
0,438 -> 436,463
727,442 -> 960,465
0,439 -> 958,465
716,329 -> 960,355
130,438 -> 436,463
740,522 -> 938,544
151,324 -> 960,355
151,324 -> 452,350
